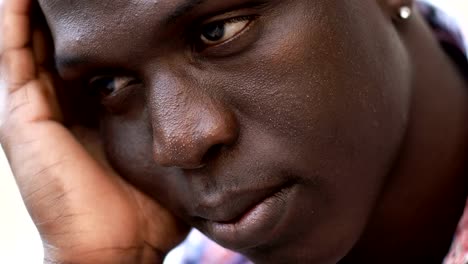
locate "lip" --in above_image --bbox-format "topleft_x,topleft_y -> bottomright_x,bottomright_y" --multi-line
198,183 -> 296,250
191,184 -> 285,223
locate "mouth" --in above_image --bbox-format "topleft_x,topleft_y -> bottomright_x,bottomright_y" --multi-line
194,182 -> 296,250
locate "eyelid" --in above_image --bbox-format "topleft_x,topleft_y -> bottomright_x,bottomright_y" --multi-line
88,75 -> 140,98
89,75 -> 136,88
194,0 -> 269,25
201,16 -> 255,46
195,15 -> 258,51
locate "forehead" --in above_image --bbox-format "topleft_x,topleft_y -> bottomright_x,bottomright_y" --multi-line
38,0 -> 264,68
39,0 -> 201,17
38,0 -> 199,37
38,0 -> 260,34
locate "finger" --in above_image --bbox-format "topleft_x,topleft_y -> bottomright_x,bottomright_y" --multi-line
2,47 -> 35,93
32,27 -> 63,123
32,5 -> 55,69
4,0 -> 31,14
1,0 -> 35,93
33,25 -> 49,67
2,0 -> 32,51
0,77 -> 6,125
0,46 -> 35,128
0,0 -> 61,124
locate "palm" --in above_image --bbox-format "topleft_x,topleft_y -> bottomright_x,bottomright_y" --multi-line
35,123 -> 188,262
0,0 -> 188,262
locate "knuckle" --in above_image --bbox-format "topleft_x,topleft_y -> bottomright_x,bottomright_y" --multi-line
3,48 -> 35,88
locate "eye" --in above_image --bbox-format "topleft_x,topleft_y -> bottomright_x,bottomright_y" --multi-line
88,76 -> 138,98
200,16 -> 253,46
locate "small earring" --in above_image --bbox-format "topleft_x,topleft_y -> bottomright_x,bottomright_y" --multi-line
398,6 -> 412,20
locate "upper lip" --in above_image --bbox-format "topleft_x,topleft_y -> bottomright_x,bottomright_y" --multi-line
190,183 -> 286,223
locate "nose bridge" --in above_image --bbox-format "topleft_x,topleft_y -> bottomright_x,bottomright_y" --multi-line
147,70 -> 238,169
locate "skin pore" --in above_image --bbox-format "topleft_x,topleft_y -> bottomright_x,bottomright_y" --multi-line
36,0 -> 468,263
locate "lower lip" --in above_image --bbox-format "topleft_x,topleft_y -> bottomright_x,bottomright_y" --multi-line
205,185 -> 295,249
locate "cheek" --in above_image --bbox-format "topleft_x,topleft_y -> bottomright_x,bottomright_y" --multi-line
100,113 -> 190,217
100,113 -> 154,186
208,1 -> 411,257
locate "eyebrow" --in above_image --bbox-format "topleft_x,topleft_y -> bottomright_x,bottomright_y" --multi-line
166,0 -> 207,25
55,56 -> 87,71
55,0 -> 209,73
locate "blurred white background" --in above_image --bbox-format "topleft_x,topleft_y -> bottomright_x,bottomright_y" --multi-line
0,1 -> 467,263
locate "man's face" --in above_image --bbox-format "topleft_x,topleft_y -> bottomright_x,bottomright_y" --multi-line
40,0 -> 411,262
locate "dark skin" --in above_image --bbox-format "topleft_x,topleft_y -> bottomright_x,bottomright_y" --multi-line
2,0 -> 468,263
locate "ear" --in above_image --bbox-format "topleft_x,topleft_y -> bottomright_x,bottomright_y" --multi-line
378,0 -> 415,22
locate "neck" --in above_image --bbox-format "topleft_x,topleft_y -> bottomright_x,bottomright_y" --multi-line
343,13 -> 468,263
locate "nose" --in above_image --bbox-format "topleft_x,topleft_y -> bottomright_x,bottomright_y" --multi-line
149,79 -> 238,169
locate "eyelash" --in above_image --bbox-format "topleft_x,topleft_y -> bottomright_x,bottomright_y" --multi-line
193,15 -> 257,50
86,75 -> 139,102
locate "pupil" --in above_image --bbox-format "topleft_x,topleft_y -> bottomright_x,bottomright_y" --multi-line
202,23 -> 225,41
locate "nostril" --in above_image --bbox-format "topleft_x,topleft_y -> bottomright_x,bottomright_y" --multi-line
154,150 -> 206,169
152,147 -> 172,168
153,139 -> 213,170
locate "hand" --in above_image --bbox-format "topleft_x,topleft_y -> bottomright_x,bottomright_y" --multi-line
0,1 -> 189,263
